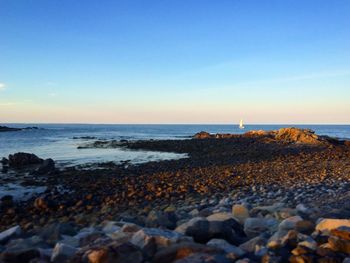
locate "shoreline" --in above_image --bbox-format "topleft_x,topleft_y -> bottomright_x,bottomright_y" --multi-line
1,128 -> 350,262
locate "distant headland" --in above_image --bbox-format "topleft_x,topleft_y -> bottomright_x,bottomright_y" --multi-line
0,126 -> 40,132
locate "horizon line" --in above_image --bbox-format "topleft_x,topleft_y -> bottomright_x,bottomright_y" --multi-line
1,122 -> 350,126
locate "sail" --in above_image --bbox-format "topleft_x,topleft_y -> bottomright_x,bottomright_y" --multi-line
239,119 -> 244,129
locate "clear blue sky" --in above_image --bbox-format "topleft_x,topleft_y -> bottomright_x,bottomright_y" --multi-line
0,0 -> 349,123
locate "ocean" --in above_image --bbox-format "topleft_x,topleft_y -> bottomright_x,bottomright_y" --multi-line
1,124 -> 349,166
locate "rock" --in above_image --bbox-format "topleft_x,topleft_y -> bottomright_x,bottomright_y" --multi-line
267,230 -> 298,249
0,126 -> 22,132
146,210 -> 177,229
244,218 -> 278,238
173,252 -> 232,263
274,127 -> 321,144
239,236 -> 267,253
193,131 -> 212,139
251,203 -> 285,214
33,197 -> 49,210
296,204 -> 312,215
153,242 -> 224,263
51,243 -> 77,263
316,219 -> 350,233
175,217 -> 210,243
330,226 -> 350,241
130,228 -> 192,258
1,157 -> 9,164
175,214 -> 245,245
107,231 -> 132,243
38,223 -> 77,246
298,237 -> 318,251
8,152 -> 43,168
59,235 -> 80,247
121,223 -> 141,233
289,254 -> 315,262
232,204 -> 250,224
101,221 -> 121,234
207,238 -> 245,259
278,216 -> 303,231
1,195 -> 14,208
295,220 -> 315,235
328,236 -> 350,254
0,236 -> 46,262
0,225 -> 21,245
86,242 -> 143,263
0,247 -> 40,263
206,213 -> 245,244
244,130 -> 268,137
77,231 -> 105,247
36,159 -> 55,174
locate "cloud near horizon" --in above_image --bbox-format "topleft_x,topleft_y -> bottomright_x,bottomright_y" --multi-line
0,83 -> 6,90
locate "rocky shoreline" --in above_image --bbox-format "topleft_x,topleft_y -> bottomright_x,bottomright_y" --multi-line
0,128 -> 350,262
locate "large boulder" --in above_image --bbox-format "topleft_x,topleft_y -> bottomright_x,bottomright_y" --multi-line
244,218 -> 278,238
274,128 -> 321,144
316,219 -> 350,233
130,228 -> 191,258
193,131 -> 212,139
175,214 -> 245,245
8,153 -> 43,168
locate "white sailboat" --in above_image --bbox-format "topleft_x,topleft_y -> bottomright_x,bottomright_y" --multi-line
239,119 -> 245,129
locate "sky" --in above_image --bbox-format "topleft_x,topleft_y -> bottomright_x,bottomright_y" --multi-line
0,0 -> 349,124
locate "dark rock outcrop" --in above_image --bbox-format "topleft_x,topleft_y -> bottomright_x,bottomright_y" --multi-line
0,126 -> 22,132
36,158 -> 55,174
274,127 -> 320,144
8,153 -> 43,168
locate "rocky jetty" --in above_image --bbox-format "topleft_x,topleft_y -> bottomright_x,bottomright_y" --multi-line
194,127 -> 350,146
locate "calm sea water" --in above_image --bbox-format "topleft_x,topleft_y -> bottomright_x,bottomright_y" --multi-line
1,124 -> 349,166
